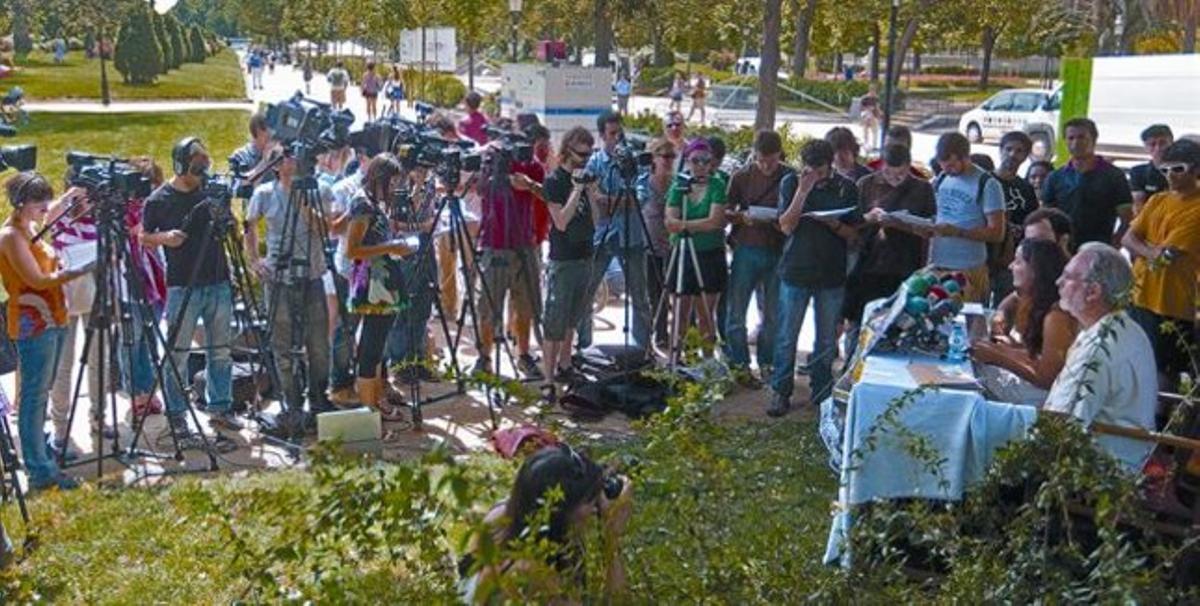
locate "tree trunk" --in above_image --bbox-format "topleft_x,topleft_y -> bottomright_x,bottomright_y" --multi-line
791,0 -> 817,78
1186,6 -> 1198,53
12,0 -> 31,56
890,0 -> 936,88
99,26 -> 111,106
979,26 -> 995,90
593,0 -> 613,68
651,24 -> 671,67
834,51 -> 843,76
468,40 -> 475,91
755,0 -> 783,130
870,23 -> 881,81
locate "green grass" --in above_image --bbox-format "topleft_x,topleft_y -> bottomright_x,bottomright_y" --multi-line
7,48 -> 247,101
0,418 -> 839,602
2,110 -> 249,218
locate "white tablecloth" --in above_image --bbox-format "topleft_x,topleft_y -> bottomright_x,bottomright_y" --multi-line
823,352 -> 1037,566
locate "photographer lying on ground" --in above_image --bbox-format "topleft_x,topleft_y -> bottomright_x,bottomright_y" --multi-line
459,444 -> 632,604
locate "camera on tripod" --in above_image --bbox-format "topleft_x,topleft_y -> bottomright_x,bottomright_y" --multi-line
265,93 -> 355,176
67,152 -> 153,200
612,135 -> 652,181
484,126 -> 534,164
0,144 -> 36,172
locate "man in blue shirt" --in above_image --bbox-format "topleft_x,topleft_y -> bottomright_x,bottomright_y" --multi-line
576,111 -> 653,354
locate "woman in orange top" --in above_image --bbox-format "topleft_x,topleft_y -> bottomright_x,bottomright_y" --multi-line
0,172 -> 91,491
973,238 -> 1079,406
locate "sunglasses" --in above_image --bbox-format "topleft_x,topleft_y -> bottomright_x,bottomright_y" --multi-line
667,122 -> 684,128
689,155 -> 713,165
656,153 -> 677,160
1158,163 -> 1191,176
571,147 -> 593,159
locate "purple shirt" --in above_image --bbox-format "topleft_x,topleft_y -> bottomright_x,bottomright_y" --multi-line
458,111 -> 489,145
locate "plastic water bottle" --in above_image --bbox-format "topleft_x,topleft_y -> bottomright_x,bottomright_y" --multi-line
947,319 -> 968,363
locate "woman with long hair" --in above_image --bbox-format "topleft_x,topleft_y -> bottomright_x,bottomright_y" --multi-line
361,61 -> 381,121
973,238 -> 1079,405
0,172 -> 91,490
460,444 -> 632,603
344,154 -> 416,419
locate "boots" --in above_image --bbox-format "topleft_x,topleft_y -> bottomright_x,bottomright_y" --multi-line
356,378 -> 381,409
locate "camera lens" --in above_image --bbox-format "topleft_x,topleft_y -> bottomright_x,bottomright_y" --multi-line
603,475 -> 623,500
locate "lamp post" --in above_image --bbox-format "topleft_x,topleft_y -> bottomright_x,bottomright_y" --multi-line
881,0 -> 899,151
510,0 -> 523,63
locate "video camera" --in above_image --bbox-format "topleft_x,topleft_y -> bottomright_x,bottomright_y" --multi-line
0,144 -> 35,172
612,133 -> 652,181
484,126 -> 534,164
67,152 -> 152,200
265,92 -> 355,173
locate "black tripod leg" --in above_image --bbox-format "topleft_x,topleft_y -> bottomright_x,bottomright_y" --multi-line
0,417 -> 29,525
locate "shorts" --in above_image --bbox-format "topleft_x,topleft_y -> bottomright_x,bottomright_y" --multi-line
668,247 -> 726,295
476,248 -> 540,330
331,88 -> 346,104
543,258 -> 592,341
323,271 -> 336,296
363,92 -> 378,100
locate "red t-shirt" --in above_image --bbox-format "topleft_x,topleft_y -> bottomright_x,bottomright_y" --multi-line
458,111 -> 490,145
479,160 -> 544,249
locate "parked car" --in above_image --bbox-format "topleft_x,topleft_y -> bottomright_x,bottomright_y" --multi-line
958,87 -> 1061,160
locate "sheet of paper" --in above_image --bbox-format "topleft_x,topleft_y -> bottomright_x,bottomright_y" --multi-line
745,206 -> 778,222
887,210 -> 934,229
907,362 -> 981,390
804,206 -> 857,219
58,242 -> 97,272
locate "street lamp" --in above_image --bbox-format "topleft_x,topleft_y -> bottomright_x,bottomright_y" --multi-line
881,0 -> 899,151
510,0 -> 523,63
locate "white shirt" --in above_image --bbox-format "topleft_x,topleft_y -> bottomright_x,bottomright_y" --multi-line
330,171 -> 365,276
1044,310 -> 1157,472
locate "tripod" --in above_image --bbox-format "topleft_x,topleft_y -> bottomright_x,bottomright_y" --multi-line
582,160 -> 661,360
652,231 -> 712,370
55,186 -> 222,477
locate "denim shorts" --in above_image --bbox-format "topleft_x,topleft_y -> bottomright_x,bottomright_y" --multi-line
543,259 -> 591,341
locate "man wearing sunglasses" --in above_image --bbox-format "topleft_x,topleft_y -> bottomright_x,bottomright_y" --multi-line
576,111 -> 654,355
1121,139 -> 1200,390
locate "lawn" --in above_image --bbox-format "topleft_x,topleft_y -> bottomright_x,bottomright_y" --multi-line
0,415 -> 841,603
1,110 -> 250,219
5,48 -> 247,102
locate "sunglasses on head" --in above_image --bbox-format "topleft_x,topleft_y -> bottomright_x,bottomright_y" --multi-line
1158,163 -> 1191,176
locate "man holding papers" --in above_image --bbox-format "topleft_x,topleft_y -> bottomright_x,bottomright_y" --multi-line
768,139 -> 862,417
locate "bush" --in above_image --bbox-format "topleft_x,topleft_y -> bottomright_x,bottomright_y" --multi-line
310,55 -> 367,81
922,64 -> 978,76
165,15 -> 187,69
422,73 -> 467,108
114,6 -> 164,85
707,50 -> 737,72
636,66 -> 676,92
781,77 -> 868,109
188,26 -> 206,63
151,12 -> 171,74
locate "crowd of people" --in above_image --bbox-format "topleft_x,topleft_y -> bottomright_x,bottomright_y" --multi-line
1,76 -> 1196,498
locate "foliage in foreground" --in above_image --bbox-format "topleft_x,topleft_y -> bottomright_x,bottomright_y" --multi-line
2,378 -> 1198,602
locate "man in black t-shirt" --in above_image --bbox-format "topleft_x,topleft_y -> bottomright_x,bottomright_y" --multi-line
990,131 -> 1039,301
1042,118 -> 1133,250
1129,124 -> 1173,215
142,137 -> 238,440
769,139 -> 861,417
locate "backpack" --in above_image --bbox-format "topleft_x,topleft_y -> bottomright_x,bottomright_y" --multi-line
933,170 -> 1015,274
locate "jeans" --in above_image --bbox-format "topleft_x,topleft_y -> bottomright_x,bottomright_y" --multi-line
577,243 -> 651,351
724,245 -> 780,369
119,304 -> 157,397
770,282 -> 844,403
164,283 -> 233,417
16,327 -> 66,486
329,273 -> 359,390
266,278 -> 331,413
387,255 -> 435,365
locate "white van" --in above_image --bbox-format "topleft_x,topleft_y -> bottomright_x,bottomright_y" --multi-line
958,88 -> 1060,160
957,53 -> 1200,161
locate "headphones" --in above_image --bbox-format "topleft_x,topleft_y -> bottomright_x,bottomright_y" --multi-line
172,137 -> 205,177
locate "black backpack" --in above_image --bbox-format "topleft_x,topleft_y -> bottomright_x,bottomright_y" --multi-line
933,170 -> 1014,273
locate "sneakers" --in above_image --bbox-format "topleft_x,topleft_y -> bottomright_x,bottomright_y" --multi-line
766,392 -> 791,418
518,354 -> 544,381
131,394 -> 164,419
166,415 -> 205,450
553,366 -> 584,384
30,473 -> 80,492
45,433 -> 81,462
209,410 -> 244,432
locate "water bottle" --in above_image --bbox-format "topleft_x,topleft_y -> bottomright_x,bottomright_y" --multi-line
947,319 -> 968,363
